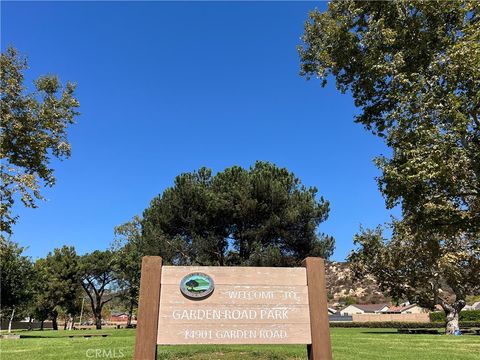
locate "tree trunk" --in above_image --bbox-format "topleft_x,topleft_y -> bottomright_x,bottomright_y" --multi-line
95,307 -> 102,330
40,320 -> 44,331
68,314 -> 74,330
8,307 -> 15,334
445,308 -> 460,335
127,300 -> 134,327
442,300 -> 465,335
52,313 -> 58,331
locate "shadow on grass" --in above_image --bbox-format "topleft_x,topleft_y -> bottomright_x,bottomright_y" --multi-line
17,333 -> 109,339
360,331 -> 406,335
14,334 -> 56,339
360,331 -> 444,335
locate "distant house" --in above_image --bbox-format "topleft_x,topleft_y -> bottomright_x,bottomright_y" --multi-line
339,304 -> 389,316
110,312 -> 129,323
382,304 -> 427,314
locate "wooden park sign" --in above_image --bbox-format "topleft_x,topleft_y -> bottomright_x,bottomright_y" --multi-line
134,257 -> 332,360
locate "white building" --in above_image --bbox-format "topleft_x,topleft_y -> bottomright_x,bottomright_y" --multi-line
339,303 -> 389,316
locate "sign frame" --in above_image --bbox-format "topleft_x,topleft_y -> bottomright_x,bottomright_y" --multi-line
133,256 -> 332,360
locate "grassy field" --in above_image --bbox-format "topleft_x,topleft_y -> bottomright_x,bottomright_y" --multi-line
1,328 -> 479,360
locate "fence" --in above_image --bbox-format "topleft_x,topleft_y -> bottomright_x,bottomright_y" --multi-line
352,313 -> 430,323
0,321 -> 53,330
329,315 -> 352,322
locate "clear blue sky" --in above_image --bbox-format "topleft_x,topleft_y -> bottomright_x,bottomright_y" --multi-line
2,1 -> 397,262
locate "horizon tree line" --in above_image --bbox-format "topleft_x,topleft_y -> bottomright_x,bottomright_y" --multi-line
1,162 -> 335,332
0,241 -> 132,331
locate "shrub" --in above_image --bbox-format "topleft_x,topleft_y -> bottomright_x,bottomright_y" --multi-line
329,321 -> 480,329
429,312 -> 444,322
429,310 -> 480,323
462,310 -> 480,322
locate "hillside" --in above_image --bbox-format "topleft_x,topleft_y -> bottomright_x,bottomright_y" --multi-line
325,261 -> 390,308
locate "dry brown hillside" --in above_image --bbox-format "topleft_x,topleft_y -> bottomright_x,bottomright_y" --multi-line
325,261 -> 390,309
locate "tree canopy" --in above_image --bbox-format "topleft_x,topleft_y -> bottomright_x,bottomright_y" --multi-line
299,1 -> 479,235
142,161 -> 334,266
0,239 -> 33,332
0,239 -> 32,309
112,216 -> 143,326
299,0 -> 479,334
0,47 -> 79,234
31,246 -> 81,329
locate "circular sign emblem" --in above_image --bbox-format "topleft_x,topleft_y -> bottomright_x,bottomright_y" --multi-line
179,272 -> 214,299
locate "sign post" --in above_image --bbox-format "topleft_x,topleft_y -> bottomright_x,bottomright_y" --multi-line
134,256 -> 162,360
302,257 -> 333,360
134,256 -> 332,360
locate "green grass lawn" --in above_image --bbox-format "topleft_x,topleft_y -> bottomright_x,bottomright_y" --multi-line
1,328 -> 479,360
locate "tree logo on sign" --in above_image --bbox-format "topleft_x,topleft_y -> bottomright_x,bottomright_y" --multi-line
179,272 -> 214,299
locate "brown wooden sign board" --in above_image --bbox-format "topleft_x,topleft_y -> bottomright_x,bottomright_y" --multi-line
134,257 -> 332,360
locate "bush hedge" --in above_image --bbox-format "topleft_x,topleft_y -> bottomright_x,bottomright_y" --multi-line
330,321 -> 480,329
429,310 -> 480,322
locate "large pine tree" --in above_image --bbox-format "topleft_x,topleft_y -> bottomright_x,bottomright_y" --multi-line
141,161 -> 334,266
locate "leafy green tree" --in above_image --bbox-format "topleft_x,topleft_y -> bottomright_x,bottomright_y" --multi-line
299,1 -> 479,334
0,47 -> 79,234
142,161 -> 334,266
79,250 -> 117,330
349,226 -> 480,334
30,246 -> 81,330
112,217 -> 143,326
0,239 -> 33,333
31,259 -> 58,330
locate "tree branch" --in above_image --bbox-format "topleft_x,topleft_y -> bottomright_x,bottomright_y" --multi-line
101,296 -> 115,306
